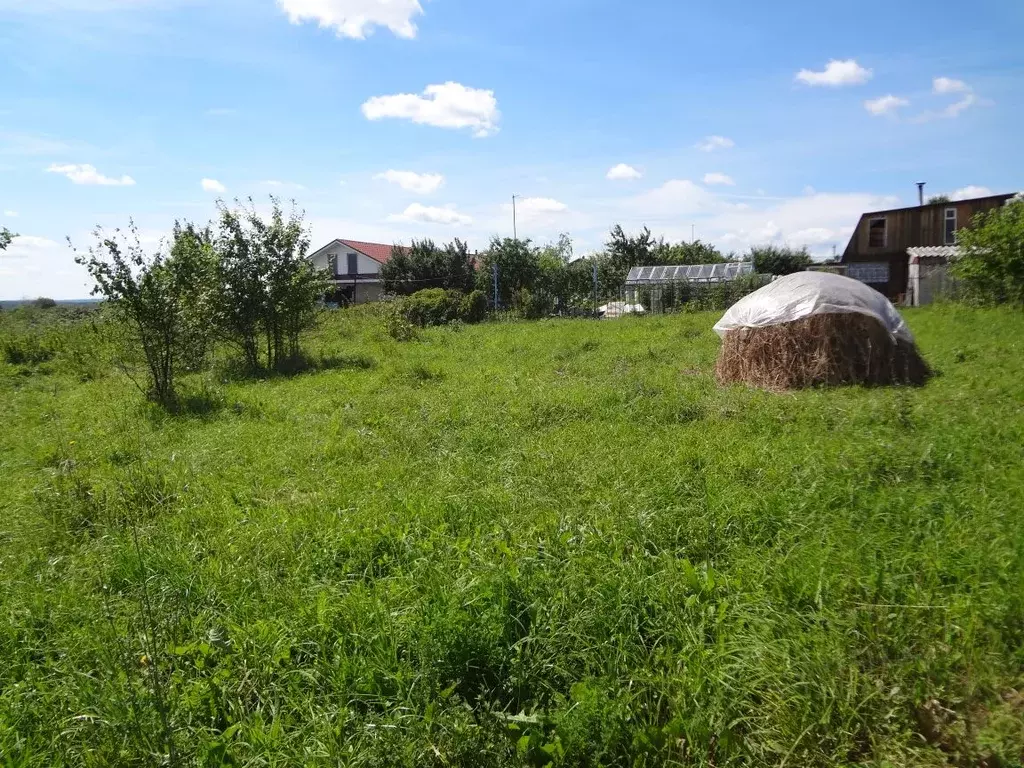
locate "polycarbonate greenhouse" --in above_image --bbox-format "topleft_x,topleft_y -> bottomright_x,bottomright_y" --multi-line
623,262 -> 766,313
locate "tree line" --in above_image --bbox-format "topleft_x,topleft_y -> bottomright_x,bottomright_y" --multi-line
380,225 -> 814,316
76,199 -> 327,410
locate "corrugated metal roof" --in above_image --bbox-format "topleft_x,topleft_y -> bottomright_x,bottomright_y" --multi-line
625,262 -> 754,285
907,246 -> 962,260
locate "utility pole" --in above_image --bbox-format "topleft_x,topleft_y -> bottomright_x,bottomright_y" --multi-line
512,194 -> 519,241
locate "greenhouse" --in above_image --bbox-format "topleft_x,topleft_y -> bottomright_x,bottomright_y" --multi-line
624,262 -> 766,312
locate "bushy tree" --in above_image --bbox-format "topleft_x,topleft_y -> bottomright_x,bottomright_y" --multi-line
748,244 -> 812,276
381,238 -> 475,295
213,199 -> 326,372
75,222 -> 214,408
475,237 -> 540,308
0,228 -> 15,251
656,239 -> 726,265
928,195 -> 952,205
952,196 -> 1024,304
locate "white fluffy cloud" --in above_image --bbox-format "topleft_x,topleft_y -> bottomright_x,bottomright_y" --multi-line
952,185 -> 993,201
374,170 -> 444,194
362,82 -> 500,137
934,77 -> 969,94
703,172 -> 735,186
276,0 -> 423,39
696,135 -> 734,152
508,197 -> 568,217
390,203 -> 472,226
606,163 -> 642,181
201,178 -> 226,193
796,59 -> 872,87
0,234 -> 92,300
864,94 -> 909,116
4,210 -> 17,217
46,163 -> 135,186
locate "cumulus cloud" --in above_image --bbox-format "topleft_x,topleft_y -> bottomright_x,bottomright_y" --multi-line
506,197 -> 568,218
390,203 -> 472,226
374,170 -> 444,194
46,163 -> 135,186
934,77 -> 970,94
796,59 -> 872,87
276,0 -> 423,39
201,179 -> 226,193
696,135 -> 734,152
952,185 -> 993,201
362,82 -> 500,137
864,94 -> 909,116
0,233 -> 92,300
606,163 -> 642,181
703,172 -> 735,186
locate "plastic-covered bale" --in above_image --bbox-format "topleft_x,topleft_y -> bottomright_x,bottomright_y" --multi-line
713,271 -> 931,390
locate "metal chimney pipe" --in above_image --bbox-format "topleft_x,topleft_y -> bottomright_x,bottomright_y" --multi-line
917,182 -> 926,206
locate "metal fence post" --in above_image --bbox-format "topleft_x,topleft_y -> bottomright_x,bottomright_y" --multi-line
592,260 -> 599,319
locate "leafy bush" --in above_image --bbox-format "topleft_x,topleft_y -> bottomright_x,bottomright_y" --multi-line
952,196 -> 1024,305
32,297 -> 58,310
3,334 -> 55,365
460,290 -> 488,323
399,288 -> 489,328
748,244 -> 812,276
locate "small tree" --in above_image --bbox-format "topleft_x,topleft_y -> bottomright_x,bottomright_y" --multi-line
381,238 -> 476,295
928,195 -> 951,205
475,237 -> 540,308
74,222 -> 214,408
213,198 -> 326,372
748,245 -> 812,276
657,239 -> 726,265
0,228 -> 15,251
952,196 -> 1024,304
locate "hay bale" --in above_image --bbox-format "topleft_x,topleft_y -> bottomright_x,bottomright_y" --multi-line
715,312 -> 930,390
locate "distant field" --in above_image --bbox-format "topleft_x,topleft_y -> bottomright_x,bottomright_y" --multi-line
1,305 -> 1023,766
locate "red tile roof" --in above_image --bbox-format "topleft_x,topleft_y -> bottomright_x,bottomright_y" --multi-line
338,239 -> 411,264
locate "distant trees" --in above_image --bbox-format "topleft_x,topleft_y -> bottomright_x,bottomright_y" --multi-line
0,228 -> 14,251
952,196 -> 1024,304
928,195 -> 952,205
380,238 -> 475,295
748,245 -> 812,276
76,198 -> 328,410
475,237 -> 541,308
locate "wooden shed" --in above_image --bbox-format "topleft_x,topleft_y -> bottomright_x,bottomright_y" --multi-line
841,193 -> 1014,300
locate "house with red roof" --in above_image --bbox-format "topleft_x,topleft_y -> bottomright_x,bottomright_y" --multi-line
308,239 -> 410,304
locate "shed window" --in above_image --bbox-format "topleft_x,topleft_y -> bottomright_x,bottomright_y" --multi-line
347,253 -> 359,275
944,208 -> 957,245
327,254 -> 338,276
868,217 -> 887,248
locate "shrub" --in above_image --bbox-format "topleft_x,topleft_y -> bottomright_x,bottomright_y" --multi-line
460,290 -> 488,323
32,297 -> 58,310
402,289 -> 464,327
952,196 -> 1024,305
3,335 -> 55,365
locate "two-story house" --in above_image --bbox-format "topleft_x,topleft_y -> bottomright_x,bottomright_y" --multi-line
308,239 -> 410,304
840,191 -> 1014,300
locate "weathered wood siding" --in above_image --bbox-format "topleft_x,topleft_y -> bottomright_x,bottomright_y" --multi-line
842,194 -> 1014,298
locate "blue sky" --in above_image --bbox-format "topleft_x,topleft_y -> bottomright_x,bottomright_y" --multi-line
1,0 -> 1021,298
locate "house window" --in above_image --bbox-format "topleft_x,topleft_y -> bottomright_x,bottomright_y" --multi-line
346,253 -> 359,275
327,254 -> 338,276
944,207 -> 957,245
868,217 -> 887,248
847,262 -> 890,284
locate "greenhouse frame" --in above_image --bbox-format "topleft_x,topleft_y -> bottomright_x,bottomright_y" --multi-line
623,262 -> 767,313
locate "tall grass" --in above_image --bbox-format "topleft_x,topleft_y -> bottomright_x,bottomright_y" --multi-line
0,304 -> 1022,766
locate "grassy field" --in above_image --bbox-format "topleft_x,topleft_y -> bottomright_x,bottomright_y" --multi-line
1,304 -> 1023,767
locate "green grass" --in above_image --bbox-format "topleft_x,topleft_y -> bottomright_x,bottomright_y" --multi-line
1,304 -> 1023,766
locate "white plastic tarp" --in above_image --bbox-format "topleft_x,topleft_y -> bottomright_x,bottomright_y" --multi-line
599,302 -> 646,318
713,271 -> 914,342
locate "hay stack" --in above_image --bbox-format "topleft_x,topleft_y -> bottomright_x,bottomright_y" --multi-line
715,312 -> 930,390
